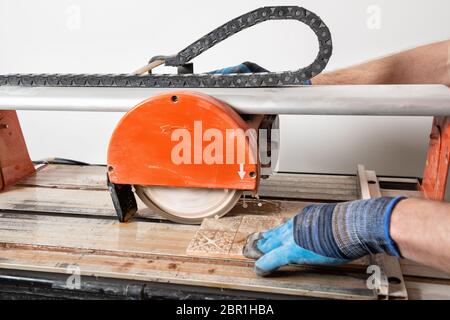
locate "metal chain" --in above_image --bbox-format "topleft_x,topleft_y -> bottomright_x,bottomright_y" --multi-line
0,6 -> 332,88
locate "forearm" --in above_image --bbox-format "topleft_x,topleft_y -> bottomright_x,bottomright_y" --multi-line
312,40 -> 450,87
390,198 -> 450,273
248,196 -> 450,277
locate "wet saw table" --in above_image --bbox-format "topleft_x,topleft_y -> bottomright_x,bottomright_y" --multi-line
1,5 -> 450,299
0,163 -> 449,300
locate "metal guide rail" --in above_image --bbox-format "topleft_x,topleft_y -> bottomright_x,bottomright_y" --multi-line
0,85 -> 449,116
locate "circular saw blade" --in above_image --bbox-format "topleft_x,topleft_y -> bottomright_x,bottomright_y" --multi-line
135,185 -> 242,224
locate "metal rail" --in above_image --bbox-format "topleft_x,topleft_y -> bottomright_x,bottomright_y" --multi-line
0,85 -> 449,116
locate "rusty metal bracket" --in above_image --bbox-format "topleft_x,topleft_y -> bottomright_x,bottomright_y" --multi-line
421,116 -> 450,200
0,110 -> 35,191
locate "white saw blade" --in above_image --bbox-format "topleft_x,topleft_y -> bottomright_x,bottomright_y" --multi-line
135,185 -> 242,224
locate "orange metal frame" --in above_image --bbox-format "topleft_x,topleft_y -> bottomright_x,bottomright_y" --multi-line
0,110 -> 35,190
421,116 -> 450,200
107,92 -> 259,191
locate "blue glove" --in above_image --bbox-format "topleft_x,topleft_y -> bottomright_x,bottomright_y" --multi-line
244,197 -> 406,276
208,61 -> 312,85
208,61 -> 269,74
251,219 -> 348,276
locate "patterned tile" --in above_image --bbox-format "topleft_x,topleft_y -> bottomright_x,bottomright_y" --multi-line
238,215 -> 284,234
186,230 -> 235,257
187,215 -> 286,259
200,216 -> 242,232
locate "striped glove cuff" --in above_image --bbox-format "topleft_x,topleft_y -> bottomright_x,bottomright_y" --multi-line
293,197 -> 405,260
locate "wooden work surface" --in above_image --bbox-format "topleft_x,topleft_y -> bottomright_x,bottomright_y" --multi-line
0,164 -> 448,299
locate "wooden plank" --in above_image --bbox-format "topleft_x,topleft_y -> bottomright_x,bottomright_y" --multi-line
0,186 -> 115,216
230,198 -> 311,216
16,165 -> 424,203
0,211 -> 361,267
404,278 -> 450,300
4,165 -> 358,221
380,189 -> 424,198
256,187 -> 358,201
265,173 -> 357,184
377,175 -> 423,198
0,246 -> 376,300
0,184 -> 313,221
378,176 -> 420,185
401,260 -> 450,280
18,164 -> 107,190
8,164 -> 423,222
225,173 -> 357,201
17,165 -> 359,201
0,212 -> 377,299
0,212 -> 196,256
0,185 -> 161,220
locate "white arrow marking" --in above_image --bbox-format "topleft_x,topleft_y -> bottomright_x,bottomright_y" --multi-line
238,163 -> 246,180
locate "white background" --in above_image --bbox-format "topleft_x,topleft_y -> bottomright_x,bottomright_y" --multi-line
1,0 -> 449,179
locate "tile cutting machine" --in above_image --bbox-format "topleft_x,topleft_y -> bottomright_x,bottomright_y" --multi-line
0,6 -> 449,224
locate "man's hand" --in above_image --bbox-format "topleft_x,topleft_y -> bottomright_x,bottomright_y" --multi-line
244,197 -> 406,276
245,219 -> 348,276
